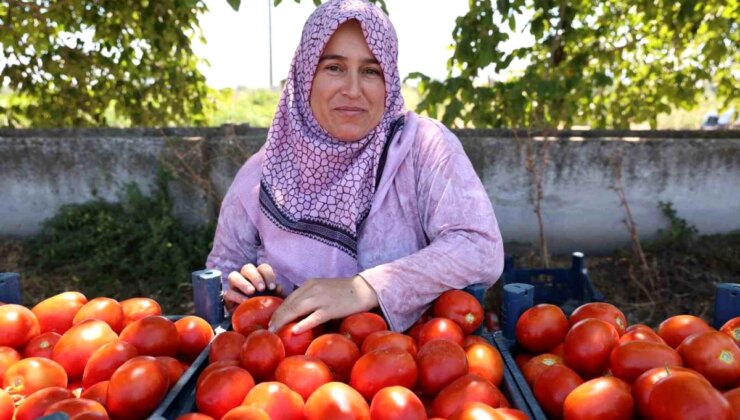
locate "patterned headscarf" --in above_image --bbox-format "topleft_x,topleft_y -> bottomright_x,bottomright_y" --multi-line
260,0 -> 406,258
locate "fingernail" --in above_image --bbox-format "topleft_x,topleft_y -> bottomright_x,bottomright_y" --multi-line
268,283 -> 276,290
258,284 -> 265,291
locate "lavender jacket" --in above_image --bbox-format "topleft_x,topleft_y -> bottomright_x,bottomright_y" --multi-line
206,112 -> 504,332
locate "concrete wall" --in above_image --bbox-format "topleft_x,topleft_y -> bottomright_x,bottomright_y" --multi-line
2,126 -> 739,255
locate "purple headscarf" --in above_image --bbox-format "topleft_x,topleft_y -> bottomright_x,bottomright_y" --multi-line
260,0 -> 406,258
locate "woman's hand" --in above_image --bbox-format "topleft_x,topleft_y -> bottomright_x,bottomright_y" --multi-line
224,263 -> 283,313
268,275 -> 378,335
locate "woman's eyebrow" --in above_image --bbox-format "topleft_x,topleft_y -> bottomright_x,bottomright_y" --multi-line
318,54 -> 379,64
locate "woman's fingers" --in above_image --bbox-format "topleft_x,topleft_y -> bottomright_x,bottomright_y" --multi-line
291,310 -> 327,335
227,270 -> 256,296
240,264 -> 266,291
268,287 -> 318,333
257,264 -> 277,291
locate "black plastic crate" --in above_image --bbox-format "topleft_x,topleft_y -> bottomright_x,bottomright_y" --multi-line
503,252 -> 603,316
149,319 -> 232,419
489,331 -> 547,420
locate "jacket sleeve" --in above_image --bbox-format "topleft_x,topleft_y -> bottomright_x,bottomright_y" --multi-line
359,123 -> 505,332
206,190 -> 260,293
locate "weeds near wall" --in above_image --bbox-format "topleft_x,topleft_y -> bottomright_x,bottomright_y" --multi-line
609,149 -> 658,318
23,171 -> 214,313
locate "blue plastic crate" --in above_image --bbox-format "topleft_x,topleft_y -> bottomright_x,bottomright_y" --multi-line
503,252 -> 603,316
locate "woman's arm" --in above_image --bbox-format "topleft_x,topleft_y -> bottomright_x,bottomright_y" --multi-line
360,123 -> 505,332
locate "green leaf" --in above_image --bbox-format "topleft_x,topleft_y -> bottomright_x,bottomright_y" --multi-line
226,0 -> 241,10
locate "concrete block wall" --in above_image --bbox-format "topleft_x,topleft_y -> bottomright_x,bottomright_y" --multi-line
2,126 -> 739,255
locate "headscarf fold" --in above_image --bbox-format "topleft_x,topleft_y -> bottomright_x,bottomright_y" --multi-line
260,0 -> 406,258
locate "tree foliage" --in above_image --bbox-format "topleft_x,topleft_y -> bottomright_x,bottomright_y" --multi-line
0,0 -> 209,127
409,0 -> 739,129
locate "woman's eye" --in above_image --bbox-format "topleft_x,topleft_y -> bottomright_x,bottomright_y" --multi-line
326,64 -> 342,72
363,67 -> 381,76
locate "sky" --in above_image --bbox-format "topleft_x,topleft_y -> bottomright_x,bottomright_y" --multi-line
192,0 -> 472,89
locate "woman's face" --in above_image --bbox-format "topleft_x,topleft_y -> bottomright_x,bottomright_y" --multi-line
310,20 -> 386,142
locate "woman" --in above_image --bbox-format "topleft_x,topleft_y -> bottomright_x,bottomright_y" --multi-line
206,0 -> 504,334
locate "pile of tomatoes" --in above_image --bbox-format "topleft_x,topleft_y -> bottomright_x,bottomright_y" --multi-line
514,301 -> 740,419
0,292 -> 214,420
175,289 -> 527,420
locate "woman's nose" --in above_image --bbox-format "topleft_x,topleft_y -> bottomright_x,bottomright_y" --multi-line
342,72 -> 361,98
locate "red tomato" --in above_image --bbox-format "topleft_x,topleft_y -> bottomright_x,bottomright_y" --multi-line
82,340 -> 139,388
724,387 -> 740,417
406,323 -> 425,343
157,356 -> 187,389
176,414 -> 215,420
119,315 -> 179,357
515,304 -> 569,354
339,312 -> 388,347
195,365 -> 255,419
562,376 -> 633,420
432,374 -> 504,418
68,413 -> 108,420
466,342 -> 504,387
521,353 -> 563,386
609,340 -> 683,383
209,331 -> 246,363
106,356 -> 170,419
418,318 -> 465,348
31,292 -> 87,334
277,322 -> 314,356
464,335 -> 489,347
657,314 -> 714,348
196,360 -> 240,389
645,369 -> 733,419
0,389 -> 12,420
52,319 -> 118,380
305,381 -> 370,420
222,406 -> 270,420
677,330 -> 740,389
174,316 -> 214,363
563,318 -> 620,378
370,386 -> 426,420
448,402 -> 528,420
362,331 -> 418,357
242,382 -> 305,420
22,332 -> 61,359
514,354 -> 532,371
550,343 -> 564,358
79,380 -> 108,407
275,355 -> 333,401
305,333 -> 361,382
0,346 -> 21,378
533,363 -> 584,419
73,297 -> 124,334
618,325 -> 666,345
43,398 -> 107,418
569,302 -> 627,336
120,297 -> 162,327
240,330 -> 285,381
433,290 -> 484,335
447,401 -> 500,420
13,387 -> 75,420
4,357 -> 68,396
231,296 -> 284,336
632,366 -> 709,417
720,317 -> 740,348
352,347 -> 418,400
0,304 -> 40,348
416,339 -> 468,396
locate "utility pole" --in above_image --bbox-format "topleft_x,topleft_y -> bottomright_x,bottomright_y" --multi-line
268,0 -> 274,90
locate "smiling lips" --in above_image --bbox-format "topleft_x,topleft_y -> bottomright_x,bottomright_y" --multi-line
334,106 -> 366,116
